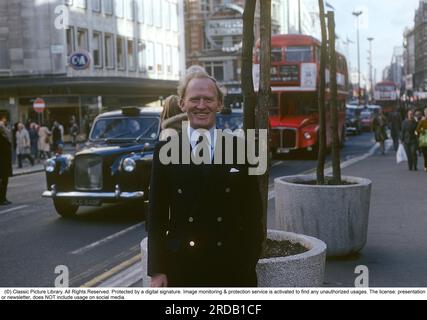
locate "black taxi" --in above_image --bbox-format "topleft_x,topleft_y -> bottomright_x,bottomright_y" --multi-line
42,107 -> 161,217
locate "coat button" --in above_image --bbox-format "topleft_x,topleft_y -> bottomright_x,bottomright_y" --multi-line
188,217 -> 194,223
217,217 -> 223,223
189,241 -> 195,247
177,188 -> 183,194
217,241 -> 223,247
225,187 -> 231,193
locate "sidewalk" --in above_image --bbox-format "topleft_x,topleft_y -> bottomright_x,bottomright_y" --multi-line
12,144 -> 78,176
325,147 -> 427,287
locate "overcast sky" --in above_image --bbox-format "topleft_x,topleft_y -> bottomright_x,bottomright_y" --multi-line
320,0 -> 420,80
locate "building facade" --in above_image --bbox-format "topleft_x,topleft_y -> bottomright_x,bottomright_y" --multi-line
414,0 -> 427,91
184,0 -> 283,109
0,0 -> 185,138
403,27 -> 415,94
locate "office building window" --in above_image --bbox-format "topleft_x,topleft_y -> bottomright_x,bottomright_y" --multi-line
128,39 -> 135,71
104,0 -> 113,14
201,0 -> 210,12
136,0 -> 144,23
75,0 -> 86,9
172,46 -> 179,76
146,41 -> 154,72
66,27 -> 75,56
163,1 -> 170,30
91,0 -> 101,12
171,2 -> 178,32
105,33 -> 115,68
138,41 -> 147,72
153,0 -> 161,28
204,61 -> 224,81
77,28 -> 89,50
125,0 -> 134,20
165,45 -> 172,74
144,0 -> 153,25
155,43 -> 163,73
0,39 -> 9,69
117,36 -> 126,70
92,32 -> 102,67
115,0 -> 124,18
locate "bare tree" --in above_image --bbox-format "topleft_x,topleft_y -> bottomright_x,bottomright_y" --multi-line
317,0 -> 328,185
327,11 -> 342,184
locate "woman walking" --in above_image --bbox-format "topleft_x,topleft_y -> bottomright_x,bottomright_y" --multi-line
416,107 -> 427,172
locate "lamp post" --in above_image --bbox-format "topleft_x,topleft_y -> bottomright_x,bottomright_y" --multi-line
367,37 -> 374,103
352,10 -> 363,105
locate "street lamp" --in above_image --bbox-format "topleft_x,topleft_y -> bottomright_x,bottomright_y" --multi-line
352,10 -> 363,105
367,37 -> 374,102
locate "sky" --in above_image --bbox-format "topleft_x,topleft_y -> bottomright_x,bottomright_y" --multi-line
311,0 -> 420,81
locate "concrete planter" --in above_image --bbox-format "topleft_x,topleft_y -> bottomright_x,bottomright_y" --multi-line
140,229 -> 327,287
257,230 -> 326,287
275,175 -> 372,257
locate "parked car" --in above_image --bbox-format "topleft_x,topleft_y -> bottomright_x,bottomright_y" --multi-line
42,107 -> 161,217
345,105 -> 363,135
360,110 -> 374,131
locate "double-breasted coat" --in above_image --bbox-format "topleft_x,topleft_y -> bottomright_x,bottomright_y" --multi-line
147,132 -> 263,287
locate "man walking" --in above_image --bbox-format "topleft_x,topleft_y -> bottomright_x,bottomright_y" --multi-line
401,109 -> 419,171
148,71 -> 263,287
0,120 -> 13,205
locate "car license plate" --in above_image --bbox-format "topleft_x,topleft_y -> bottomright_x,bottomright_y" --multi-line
71,199 -> 102,207
277,148 -> 291,154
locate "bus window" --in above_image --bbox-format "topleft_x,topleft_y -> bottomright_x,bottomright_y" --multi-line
271,48 -> 283,62
285,46 -> 312,63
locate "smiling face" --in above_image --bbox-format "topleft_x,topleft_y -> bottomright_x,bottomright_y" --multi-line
180,77 -> 222,130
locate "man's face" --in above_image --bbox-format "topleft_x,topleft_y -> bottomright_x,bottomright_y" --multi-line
408,110 -> 414,120
180,78 -> 222,130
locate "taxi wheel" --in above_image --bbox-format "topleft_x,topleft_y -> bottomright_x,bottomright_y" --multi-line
53,199 -> 79,218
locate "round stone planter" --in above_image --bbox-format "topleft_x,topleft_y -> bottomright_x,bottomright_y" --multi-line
275,175 -> 372,257
257,230 -> 326,287
140,229 -> 327,287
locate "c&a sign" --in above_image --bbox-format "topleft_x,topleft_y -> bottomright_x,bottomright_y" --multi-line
69,50 -> 91,70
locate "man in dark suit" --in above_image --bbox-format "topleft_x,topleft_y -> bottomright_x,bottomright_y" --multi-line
0,119 -> 13,206
148,71 -> 263,287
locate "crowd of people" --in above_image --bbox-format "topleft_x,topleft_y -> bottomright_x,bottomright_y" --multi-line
373,106 -> 427,172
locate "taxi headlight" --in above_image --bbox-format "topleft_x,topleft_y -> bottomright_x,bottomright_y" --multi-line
45,159 -> 56,173
122,158 -> 136,173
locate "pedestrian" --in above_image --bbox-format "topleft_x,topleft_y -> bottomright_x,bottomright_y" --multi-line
159,95 -> 188,141
16,123 -> 34,168
0,120 -> 13,205
148,71 -> 263,287
69,122 -> 79,147
372,109 -> 388,155
52,121 -> 63,153
401,109 -> 419,171
38,123 -> 51,159
29,122 -> 39,162
389,110 -> 402,152
416,107 -> 427,172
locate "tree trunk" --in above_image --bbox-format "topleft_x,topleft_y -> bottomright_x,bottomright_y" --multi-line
258,0 -> 271,238
317,0 -> 327,185
242,0 -> 257,132
327,11 -> 342,184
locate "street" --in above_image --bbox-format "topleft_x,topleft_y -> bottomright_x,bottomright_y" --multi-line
0,132 -> 377,287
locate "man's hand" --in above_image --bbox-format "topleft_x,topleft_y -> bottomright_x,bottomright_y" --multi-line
151,273 -> 168,287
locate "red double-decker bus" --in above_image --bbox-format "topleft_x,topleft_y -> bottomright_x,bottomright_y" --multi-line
253,34 -> 349,156
374,81 -> 398,115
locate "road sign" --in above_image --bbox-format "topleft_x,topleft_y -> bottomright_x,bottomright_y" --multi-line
33,98 -> 46,113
